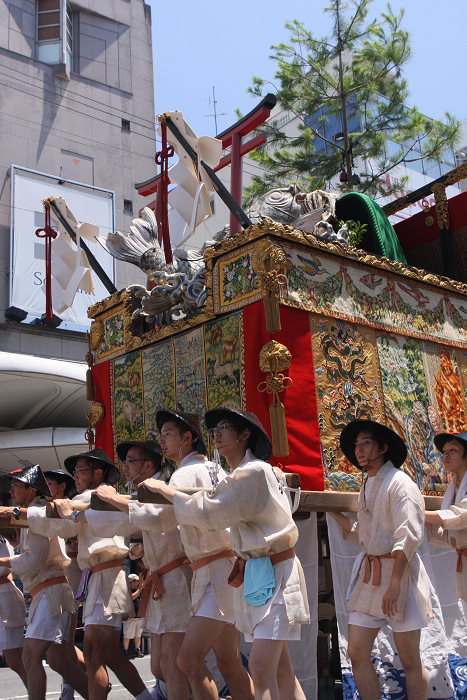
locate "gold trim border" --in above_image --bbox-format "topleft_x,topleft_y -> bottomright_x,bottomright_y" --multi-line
89,219 -> 467,359
213,242 -> 263,314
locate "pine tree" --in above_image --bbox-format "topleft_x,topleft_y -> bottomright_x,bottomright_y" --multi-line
244,0 -> 461,206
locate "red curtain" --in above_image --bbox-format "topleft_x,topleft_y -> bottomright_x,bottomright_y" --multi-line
243,302 -> 324,491
91,360 -> 114,461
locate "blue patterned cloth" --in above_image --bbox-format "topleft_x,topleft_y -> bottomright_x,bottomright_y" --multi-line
242,557 -> 275,606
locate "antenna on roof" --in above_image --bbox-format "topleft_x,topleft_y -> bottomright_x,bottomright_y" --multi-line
205,87 -> 226,136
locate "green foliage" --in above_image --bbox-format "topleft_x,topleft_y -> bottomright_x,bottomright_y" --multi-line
243,0 -> 461,206
338,219 -> 367,247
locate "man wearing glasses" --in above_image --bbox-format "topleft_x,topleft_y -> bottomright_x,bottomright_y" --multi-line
27,448 -> 154,700
116,439 -> 190,700
97,410 -> 254,700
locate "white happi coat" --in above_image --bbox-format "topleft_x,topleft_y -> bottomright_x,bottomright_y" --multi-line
427,470 -> 467,602
0,538 -> 26,631
88,475 -> 192,635
11,500 -> 75,624
344,461 -> 433,622
174,449 -> 310,636
137,451 -> 235,616
28,490 -> 133,618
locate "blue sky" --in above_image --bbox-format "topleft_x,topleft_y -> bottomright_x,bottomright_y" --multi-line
146,0 -> 467,140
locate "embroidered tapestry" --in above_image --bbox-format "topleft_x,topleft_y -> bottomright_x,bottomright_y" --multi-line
281,243 -> 467,348
112,350 -> 144,448
310,313 -> 385,492
376,335 -> 467,494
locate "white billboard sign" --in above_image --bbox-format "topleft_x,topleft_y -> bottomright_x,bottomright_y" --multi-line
11,170 -> 115,329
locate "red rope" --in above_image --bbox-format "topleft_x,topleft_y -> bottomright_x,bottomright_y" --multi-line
35,205 -> 57,323
155,119 -> 174,265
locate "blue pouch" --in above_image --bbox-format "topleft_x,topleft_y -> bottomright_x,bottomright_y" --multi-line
242,557 -> 275,607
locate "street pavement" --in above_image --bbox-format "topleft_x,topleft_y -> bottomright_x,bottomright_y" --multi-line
0,654 -> 156,699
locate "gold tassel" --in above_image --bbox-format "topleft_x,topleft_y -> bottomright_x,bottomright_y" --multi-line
263,290 -> 281,335
86,368 -> 94,401
258,341 -> 293,457
269,401 -> 289,456
251,240 -> 288,334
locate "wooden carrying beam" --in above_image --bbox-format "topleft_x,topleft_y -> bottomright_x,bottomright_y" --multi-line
137,472 -> 301,506
298,491 -> 444,513
46,501 -> 90,519
0,520 -> 28,530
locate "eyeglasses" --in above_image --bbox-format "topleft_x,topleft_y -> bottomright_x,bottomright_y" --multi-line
207,424 -> 235,437
123,458 -> 145,466
73,468 -> 92,475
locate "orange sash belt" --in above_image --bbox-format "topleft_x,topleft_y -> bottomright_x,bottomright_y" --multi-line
228,547 -> 296,589
456,549 -> 467,573
90,559 -> 123,576
363,553 -> 393,586
0,574 -> 12,586
30,575 -> 68,598
189,549 -> 234,572
138,556 -> 188,618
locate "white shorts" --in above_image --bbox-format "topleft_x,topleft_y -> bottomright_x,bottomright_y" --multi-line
25,596 -> 70,644
0,618 -> 24,651
348,576 -> 427,632
194,584 -> 235,625
84,593 -> 122,630
123,618 -> 142,639
244,590 -> 301,643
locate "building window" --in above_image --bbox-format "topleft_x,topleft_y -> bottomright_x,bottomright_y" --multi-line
37,0 -> 73,70
209,197 -> 215,215
122,119 -> 131,132
65,3 -> 73,72
37,0 -> 61,64
123,200 -> 133,213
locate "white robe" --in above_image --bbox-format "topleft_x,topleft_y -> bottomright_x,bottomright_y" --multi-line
343,461 -> 433,621
28,490 -> 133,618
174,449 -> 310,635
427,470 -> 467,601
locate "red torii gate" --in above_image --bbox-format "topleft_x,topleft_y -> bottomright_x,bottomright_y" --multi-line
134,94 -> 276,236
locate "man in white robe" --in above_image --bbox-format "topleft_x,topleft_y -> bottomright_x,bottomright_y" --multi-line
97,412 -> 254,700
329,420 -> 432,700
110,439 -> 191,700
0,534 -> 27,687
0,465 -> 87,700
44,469 -> 85,700
27,449 -> 153,700
139,407 -> 309,700
425,431 -> 467,614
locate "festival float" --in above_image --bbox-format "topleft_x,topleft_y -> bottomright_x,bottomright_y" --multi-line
37,99 -> 467,699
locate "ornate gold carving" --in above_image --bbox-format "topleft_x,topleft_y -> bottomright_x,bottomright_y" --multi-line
88,211 -> 467,357
431,183 -> 450,230
251,240 -> 288,333
88,290 -> 126,319
258,340 -> 292,375
382,195 -> 410,218
89,321 -> 104,352
444,162 -> 467,186
258,341 -> 293,457
86,402 -> 105,427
